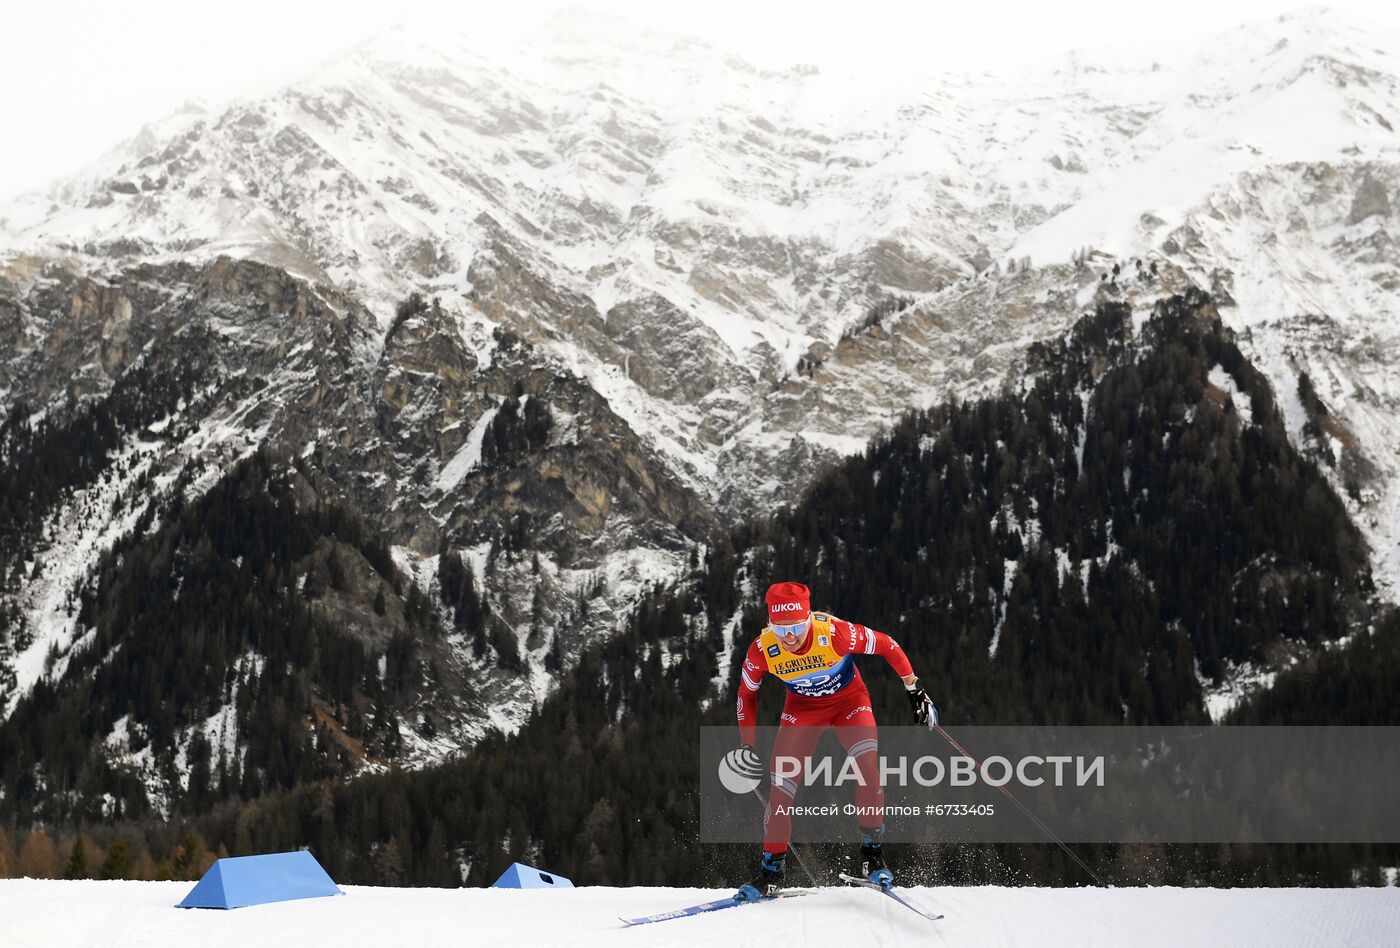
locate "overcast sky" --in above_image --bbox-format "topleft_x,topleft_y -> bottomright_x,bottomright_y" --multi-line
1,0 -> 1396,201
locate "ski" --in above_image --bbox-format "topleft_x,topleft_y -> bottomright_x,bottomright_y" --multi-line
619,889 -> 810,926
838,873 -> 944,921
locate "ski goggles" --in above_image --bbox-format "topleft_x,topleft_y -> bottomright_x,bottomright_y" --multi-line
771,617 -> 811,639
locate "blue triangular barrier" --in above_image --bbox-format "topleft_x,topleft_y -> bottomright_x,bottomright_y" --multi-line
490,862 -> 574,889
177,850 -> 344,909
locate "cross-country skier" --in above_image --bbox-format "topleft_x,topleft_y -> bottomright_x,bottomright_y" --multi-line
733,581 -> 938,901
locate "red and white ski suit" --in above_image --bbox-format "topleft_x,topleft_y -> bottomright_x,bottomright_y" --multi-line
736,612 -> 914,854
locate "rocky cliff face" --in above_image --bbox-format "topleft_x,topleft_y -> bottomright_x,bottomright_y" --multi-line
0,255 -> 706,794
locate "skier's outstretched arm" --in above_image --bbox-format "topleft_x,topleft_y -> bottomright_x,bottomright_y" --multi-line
833,619 -> 939,727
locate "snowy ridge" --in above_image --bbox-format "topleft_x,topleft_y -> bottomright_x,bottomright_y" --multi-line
1,386 -> 269,720
5,10 -> 1399,565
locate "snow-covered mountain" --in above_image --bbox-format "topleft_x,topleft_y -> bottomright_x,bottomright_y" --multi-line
2,5 -> 1399,784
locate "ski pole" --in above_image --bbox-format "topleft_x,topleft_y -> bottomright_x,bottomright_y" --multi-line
933,724 -> 1106,887
751,786 -> 823,887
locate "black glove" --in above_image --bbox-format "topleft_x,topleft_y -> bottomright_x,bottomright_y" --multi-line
906,684 -> 939,729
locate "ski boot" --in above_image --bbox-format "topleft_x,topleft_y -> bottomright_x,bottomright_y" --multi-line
734,850 -> 785,902
858,825 -> 893,889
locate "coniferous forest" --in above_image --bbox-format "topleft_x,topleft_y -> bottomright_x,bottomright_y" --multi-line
1,291 -> 1397,888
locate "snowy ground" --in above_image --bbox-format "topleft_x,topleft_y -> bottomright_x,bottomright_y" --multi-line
1,880 -> 1396,947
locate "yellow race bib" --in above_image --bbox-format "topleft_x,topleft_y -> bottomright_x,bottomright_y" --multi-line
758,613 -> 856,698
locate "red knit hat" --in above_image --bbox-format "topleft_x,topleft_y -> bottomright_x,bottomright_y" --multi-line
765,581 -> 811,624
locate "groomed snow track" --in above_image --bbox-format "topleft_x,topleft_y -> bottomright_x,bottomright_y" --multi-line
1,879 -> 1396,946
